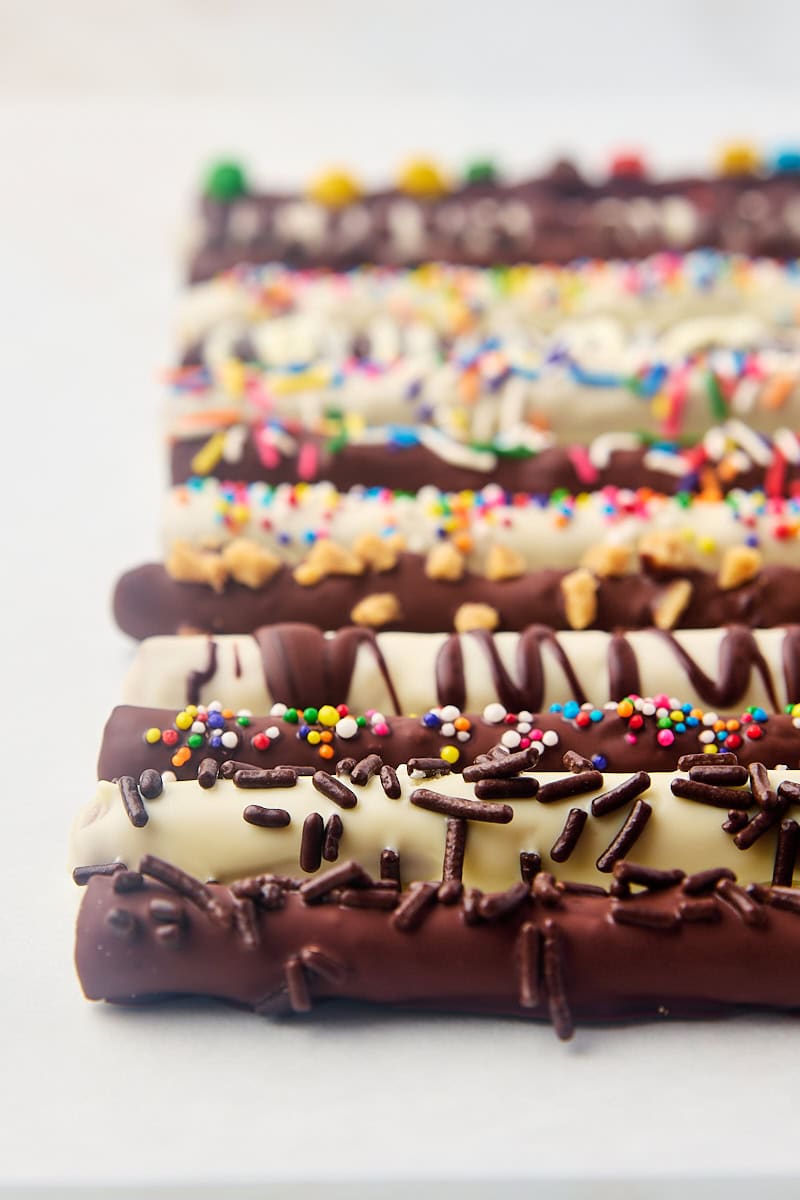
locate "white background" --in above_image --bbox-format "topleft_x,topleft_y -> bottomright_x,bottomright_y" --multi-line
4,2 -> 800,1196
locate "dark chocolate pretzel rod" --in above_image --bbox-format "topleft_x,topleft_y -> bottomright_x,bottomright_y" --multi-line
189,159 -> 800,280
170,431 -> 800,495
75,855 -> 800,1038
113,557 -> 800,640
98,702 -> 800,783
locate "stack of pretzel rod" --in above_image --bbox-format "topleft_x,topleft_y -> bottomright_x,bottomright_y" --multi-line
76,149 -> 800,1036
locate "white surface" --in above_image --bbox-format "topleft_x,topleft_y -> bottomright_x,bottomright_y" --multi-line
4,3 -> 800,1193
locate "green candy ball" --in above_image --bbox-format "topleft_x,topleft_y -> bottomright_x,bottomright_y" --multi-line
464,159 -> 498,186
204,160 -> 248,201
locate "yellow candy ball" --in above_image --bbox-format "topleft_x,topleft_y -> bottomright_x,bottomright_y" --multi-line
175,711 -> 193,731
397,157 -> 449,198
717,142 -> 760,176
703,744 -> 718,754
318,705 -> 339,727
440,745 -> 460,765
145,727 -> 161,744
307,730 -> 321,746
307,168 -> 361,207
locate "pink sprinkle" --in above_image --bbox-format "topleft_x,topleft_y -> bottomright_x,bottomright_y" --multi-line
624,733 -> 637,745
520,737 -> 531,748
297,441 -> 320,481
531,728 -> 543,740
567,444 -> 599,485
254,428 -> 279,469
654,694 -> 670,708
373,722 -> 390,736
662,367 -> 689,438
657,729 -> 675,747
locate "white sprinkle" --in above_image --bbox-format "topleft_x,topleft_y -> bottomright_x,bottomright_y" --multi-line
270,703 -> 287,718
641,703 -> 656,717
483,702 -> 507,724
371,713 -> 386,727
501,730 -> 522,749
517,710 -> 533,723
703,712 -> 719,727
335,716 -> 359,740
221,731 -> 239,749
161,771 -> 177,784
191,721 -> 205,735
440,705 -> 460,722
207,700 -> 223,713
441,722 -> 456,738
266,725 -> 280,739
237,708 -> 252,718
457,730 -> 471,743
699,730 -> 715,744
517,722 -> 532,734
542,730 -> 559,747
531,740 -> 545,755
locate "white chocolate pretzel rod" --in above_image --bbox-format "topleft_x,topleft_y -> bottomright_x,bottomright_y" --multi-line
69,760 -> 800,893
162,479 -> 800,575
122,623 -> 800,715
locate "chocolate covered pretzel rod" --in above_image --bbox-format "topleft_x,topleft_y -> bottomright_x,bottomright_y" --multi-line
113,557 -> 800,639
69,762 -> 800,891
170,425 -> 800,495
97,699 -> 798,783
187,156 -> 800,280
122,623 -> 800,714
75,858 -> 800,1035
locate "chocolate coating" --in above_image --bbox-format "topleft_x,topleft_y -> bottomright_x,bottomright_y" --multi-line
76,865 -> 800,1032
113,557 -> 800,640
170,435 -> 800,496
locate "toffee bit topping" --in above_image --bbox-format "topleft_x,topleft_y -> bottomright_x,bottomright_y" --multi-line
139,854 -> 229,924
549,808 -> 588,863
379,764 -> 401,799
336,757 -> 357,776
197,758 -> 219,789
299,812 -> 324,873
138,769 -> 163,800
520,851 -> 542,884
243,804 -> 291,828
773,818 -> 800,887
391,881 -> 439,932
462,744 -> 539,782
259,882 -> 287,910
442,817 -> 467,882
562,750 -> 595,774
350,753 -> 383,785
733,805 -> 785,850
113,870 -> 144,893
678,898 -> 722,923
119,776 -> 148,828
722,809 -> 749,833
682,866 -> 737,895
543,920 -> 573,1041
285,955 -> 312,1013
688,764 -> 749,787
715,877 -> 768,926
533,872 -> 562,908
517,922 -> 540,1009
612,862 -> 685,892
105,908 -> 139,942
474,776 -> 539,800
537,770 -> 603,805
748,762 -> 779,811
677,751 -> 739,772
322,813 -> 344,862
299,945 -> 347,984
408,757 -> 452,778
380,848 -> 401,885
591,771 -> 651,817
300,860 -> 372,904
311,770 -> 358,809
72,862 -> 125,886
595,799 -> 652,873
409,787 -> 514,824
477,882 -> 529,921
671,778 -> 751,810
610,901 -> 680,931
233,766 -> 298,789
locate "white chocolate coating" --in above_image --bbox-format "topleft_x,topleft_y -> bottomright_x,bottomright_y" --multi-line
122,626 -> 799,714
163,478 -> 800,572
69,768 -> 792,891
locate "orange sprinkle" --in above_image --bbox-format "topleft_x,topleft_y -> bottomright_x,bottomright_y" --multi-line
454,717 -> 471,731
761,374 -> 795,410
318,744 -> 335,760
222,709 -> 234,719
171,747 -> 191,767
726,719 -> 740,732
320,730 -> 333,743
453,533 -> 473,554
713,720 -> 725,733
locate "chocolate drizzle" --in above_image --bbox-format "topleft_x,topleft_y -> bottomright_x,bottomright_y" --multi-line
187,637 -> 219,707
